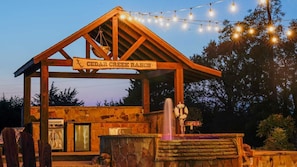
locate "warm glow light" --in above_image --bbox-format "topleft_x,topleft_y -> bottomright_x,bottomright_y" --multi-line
209,3 -> 214,17
147,17 -> 152,23
189,8 -> 193,20
286,29 -> 293,36
173,10 -> 178,22
233,33 -> 240,39
182,21 -> 188,29
119,14 -> 126,20
128,16 -> 133,21
215,24 -> 220,32
207,24 -> 212,31
258,0 -> 266,5
235,25 -> 242,32
198,24 -> 203,32
248,28 -> 255,34
166,21 -> 170,27
267,25 -> 275,33
271,36 -> 278,43
209,8 -> 214,17
230,2 -> 237,12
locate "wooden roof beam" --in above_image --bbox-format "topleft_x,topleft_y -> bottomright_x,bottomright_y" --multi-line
30,71 -> 144,79
83,34 -> 111,60
120,36 -> 146,61
112,15 -> 119,60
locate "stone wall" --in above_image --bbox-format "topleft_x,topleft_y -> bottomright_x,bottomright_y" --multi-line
30,106 -> 150,152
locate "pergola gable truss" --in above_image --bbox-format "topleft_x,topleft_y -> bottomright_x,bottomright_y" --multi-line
14,6 -> 221,143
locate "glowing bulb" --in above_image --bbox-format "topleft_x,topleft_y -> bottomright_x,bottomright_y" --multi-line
173,10 -> 178,22
259,0 -> 266,5
207,24 -> 212,31
235,25 -> 242,32
120,14 -> 126,20
215,25 -> 220,32
286,29 -> 293,37
128,16 -> 133,21
230,2 -> 237,12
198,25 -> 203,32
248,28 -> 255,34
166,22 -> 170,27
189,8 -> 193,20
147,17 -> 152,23
267,25 -> 275,33
271,36 -> 278,43
208,3 -> 214,17
154,16 -> 158,23
209,8 -> 214,17
182,20 -> 188,29
233,33 -> 240,39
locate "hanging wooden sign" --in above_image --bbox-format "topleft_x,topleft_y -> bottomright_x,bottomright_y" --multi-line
73,57 -> 157,70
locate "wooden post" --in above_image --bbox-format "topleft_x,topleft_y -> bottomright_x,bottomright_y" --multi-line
40,61 -> 49,143
174,66 -> 184,134
142,78 -> 150,113
23,74 -> 31,126
174,66 -> 184,105
112,15 -> 118,60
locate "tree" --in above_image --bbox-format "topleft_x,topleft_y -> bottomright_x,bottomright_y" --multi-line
0,95 -> 23,131
185,0 -> 297,147
32,82 -> 84,106
120,79 -> 174,111
257,114 -> 295,150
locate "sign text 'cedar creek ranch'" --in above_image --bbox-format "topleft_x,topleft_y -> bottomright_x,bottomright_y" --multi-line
73,57 -> 157,70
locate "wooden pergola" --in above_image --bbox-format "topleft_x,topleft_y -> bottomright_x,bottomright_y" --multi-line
14,6 -> 221,143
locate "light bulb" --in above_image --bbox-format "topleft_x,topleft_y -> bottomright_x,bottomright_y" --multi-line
248,28 -> 255,34
215,25 -> 220,32
259,0 -> 266,5
267,25 -> 275,33
208,3 -> 215,17
173,10 -> 178,22
207,24 -> 212,31
182,20 -> 188,29
233,33 -> 240,39
209,8 -> 214,17
189,8 -> 193,20
230,2 -> 237,12
271,36 -> 278,43
198,25 -> 203,32
235,25 -> 242,32
120,14 -> 126,20
286,29 -> 293,37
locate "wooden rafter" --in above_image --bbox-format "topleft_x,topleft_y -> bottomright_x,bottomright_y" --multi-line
83,34 -> 111,60
120,36 -> 146,61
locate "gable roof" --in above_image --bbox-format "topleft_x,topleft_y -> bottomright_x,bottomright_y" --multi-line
14,6 -> 221,82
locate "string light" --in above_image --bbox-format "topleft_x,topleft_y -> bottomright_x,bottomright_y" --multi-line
233,33 -> 240,39
189,8 -> 194,20
173,10 -> 178,22
258,0 -> 266,6
208,3 -> 215,17
286,29 -> 293,37
235,24 -> 243,32
198,24 -> 204,32
182,20 -> 188,29
207,22 -> 212,31
214,23 -> 220,32
123,0 -> 296,40
248,28 -> 255,35
271,36 -> 278,43
267,25 -> 275,33
230,1 -> 237,12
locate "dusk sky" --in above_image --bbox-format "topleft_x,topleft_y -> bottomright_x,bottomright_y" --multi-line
0,0 -> 295,106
